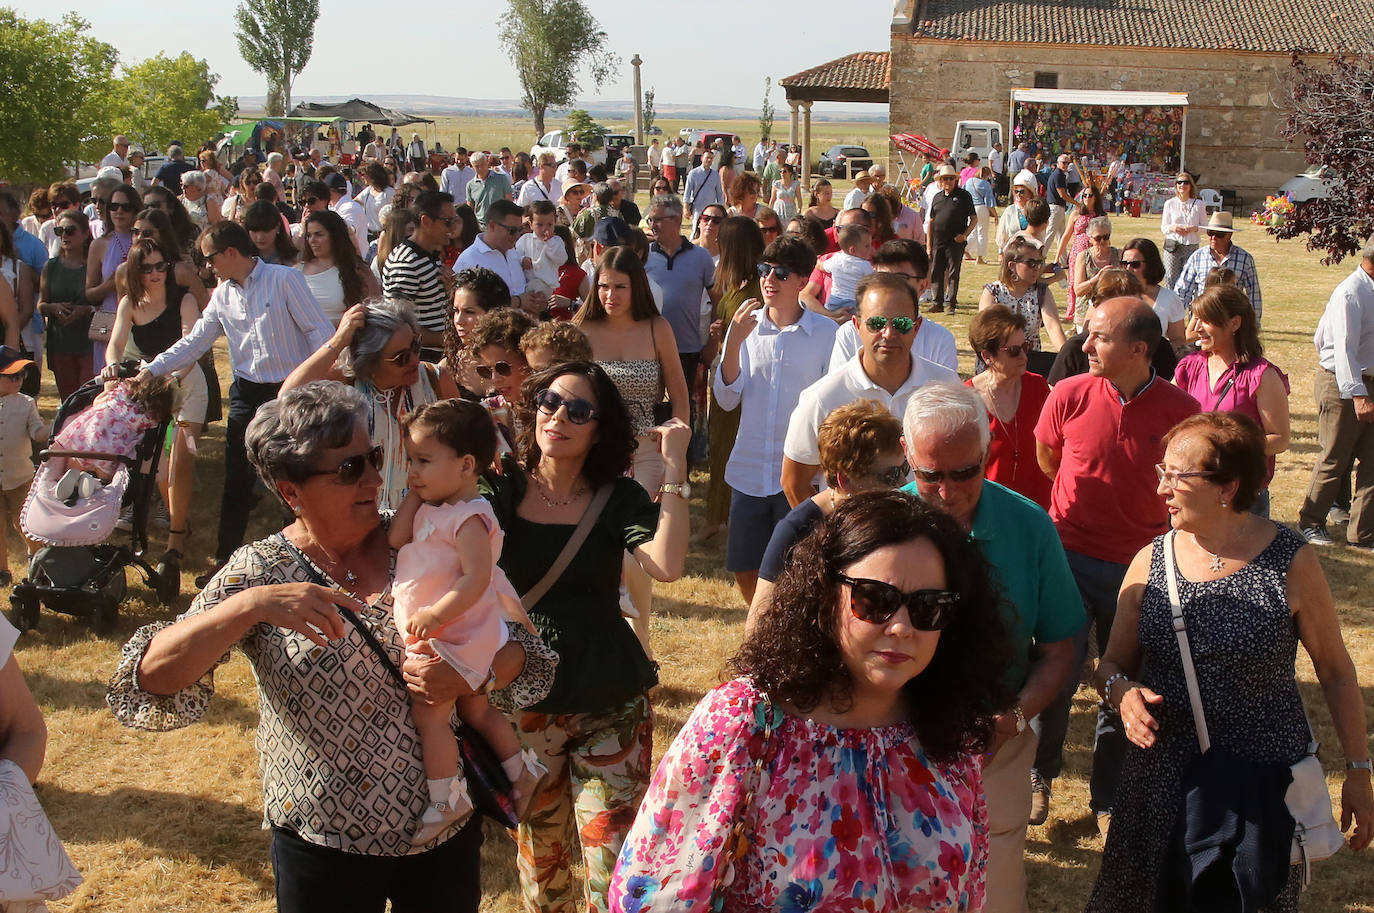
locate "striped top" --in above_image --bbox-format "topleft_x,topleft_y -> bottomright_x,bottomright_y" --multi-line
381,239 -> 449,334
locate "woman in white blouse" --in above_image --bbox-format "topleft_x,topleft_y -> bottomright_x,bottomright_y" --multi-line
296,210 -> 380,326
1159,171 -> 1207,289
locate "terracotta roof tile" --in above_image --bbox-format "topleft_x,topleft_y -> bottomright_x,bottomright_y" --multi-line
781,52 -> 891,91
906,0 -> 1374,54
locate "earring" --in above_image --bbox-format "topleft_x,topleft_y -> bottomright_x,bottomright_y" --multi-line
1220,500 -> 1228,508
290,503 -> 301,515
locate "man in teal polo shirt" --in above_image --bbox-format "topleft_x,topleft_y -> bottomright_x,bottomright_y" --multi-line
901,382 -> 1082,913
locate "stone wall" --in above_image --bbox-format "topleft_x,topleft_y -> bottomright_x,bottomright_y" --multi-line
888,36 -> 1306,202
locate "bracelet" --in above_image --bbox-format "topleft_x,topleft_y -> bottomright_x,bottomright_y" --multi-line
1347,759 -> 1373,773
1101,672 -> 1129,707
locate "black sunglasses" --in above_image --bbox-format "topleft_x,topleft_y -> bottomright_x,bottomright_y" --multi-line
914,463 -> 982,484
873,460 -> 910,487
387,338 -> 422,367
1120,259 -> 1146,269
757,263 -> 794,281
998,343 -> 1030,357
53,225 -> 81,238
1206,231 -> 1230,238
307,445 -> 384,484
107,201 -> 138,213
475,360 -> 515,380
302,196 -> 320,206
864,315 -> 916,333
535,388 -> 599,424
139,261 -> 170,274
134,228 -> 158,239
493,222 -> 523,235
837,574 -> 959,629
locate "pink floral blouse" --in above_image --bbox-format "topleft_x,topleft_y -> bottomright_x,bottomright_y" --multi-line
609,677 -> 987,912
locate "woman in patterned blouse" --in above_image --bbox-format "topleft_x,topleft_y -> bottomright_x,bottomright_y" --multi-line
108,381 -> 556,913
609,491 -> 1015,911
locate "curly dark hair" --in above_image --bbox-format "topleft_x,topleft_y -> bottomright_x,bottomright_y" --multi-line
515,361 -> 636,490
732,490 -> 1014,762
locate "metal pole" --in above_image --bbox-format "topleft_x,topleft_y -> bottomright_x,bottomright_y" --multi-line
632,55 -> 644,145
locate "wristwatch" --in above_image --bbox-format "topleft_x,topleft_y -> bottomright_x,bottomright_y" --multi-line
659,481 -> 690,499
1012,704 -> 1027,734
1347,759 -> 1373,773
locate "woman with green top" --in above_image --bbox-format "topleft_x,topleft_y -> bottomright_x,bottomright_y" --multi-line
481,362 -> 689,913
701,216 -> 764,543
37,209 -> 95,399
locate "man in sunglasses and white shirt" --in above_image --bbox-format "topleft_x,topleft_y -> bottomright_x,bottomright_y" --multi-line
898,381 -> 1083,913
781,272 -> 957,507
453,199 -> 544,315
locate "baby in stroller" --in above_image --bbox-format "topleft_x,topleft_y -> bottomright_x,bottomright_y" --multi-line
48,374 -> 174,506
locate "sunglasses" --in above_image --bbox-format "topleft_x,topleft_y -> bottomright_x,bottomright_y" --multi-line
493,222 -> 523,235
1206,231 -> 1230,238
52,201 -> 74,212
302,196 -> 320,206
698,214 -> 724,224
139,261 -> 170,274
757,263 -> 795,282
535,387 -> 599,424
307,445 -> 384,484
914,463 -> 982,484
863,315 -> 916,334
53,225 -> 81,238
475,360 -> 515,380
1176,180 -> 1193,186
91,197 -> 110,207
873,460 -> 910,487
1090,235 -> 1111,242
1120,259 -> 1146,269
1015,257 -> 1045,268
759,223 -> 781,235
107,201 -> 138,213
998,343 -> 1029,357
134,227 -> 158,239
837,573 -> 959,629
386,338 -> 422,367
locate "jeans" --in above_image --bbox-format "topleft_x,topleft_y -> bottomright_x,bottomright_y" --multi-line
217,378 -> 280,563
1032,549 -> 1130,814
271,821 -> 483,913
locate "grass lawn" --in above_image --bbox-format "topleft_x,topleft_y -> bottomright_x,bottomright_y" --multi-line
6,215 -> 1374,912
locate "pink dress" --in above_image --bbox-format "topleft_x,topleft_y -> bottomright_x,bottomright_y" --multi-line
609,677 -> 987,912
391,497 -> 517,689
1064,214 -> 1092,324
52,383 -> 157,475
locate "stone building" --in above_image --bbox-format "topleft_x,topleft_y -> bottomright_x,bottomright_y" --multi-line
887,0 -> 1374,199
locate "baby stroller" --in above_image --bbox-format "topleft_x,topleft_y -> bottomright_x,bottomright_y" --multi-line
9,363 -> 179,633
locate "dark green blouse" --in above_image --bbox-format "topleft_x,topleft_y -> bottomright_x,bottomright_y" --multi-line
482,460 -> 660,714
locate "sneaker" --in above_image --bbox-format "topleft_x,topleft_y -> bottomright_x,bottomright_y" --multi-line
1328,506 -> 1351,526
1300,525 -> 1335,547
1029,771 -> 1051,826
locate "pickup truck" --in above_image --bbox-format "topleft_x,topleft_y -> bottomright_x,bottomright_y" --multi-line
530,131 -> 634,169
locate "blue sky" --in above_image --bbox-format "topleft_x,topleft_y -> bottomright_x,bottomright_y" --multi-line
18,0 -> 891,114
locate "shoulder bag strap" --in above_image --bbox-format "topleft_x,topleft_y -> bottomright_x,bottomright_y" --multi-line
275,534 -> 408,691
520,484 -> 613,612
1164,530 -> 1211,752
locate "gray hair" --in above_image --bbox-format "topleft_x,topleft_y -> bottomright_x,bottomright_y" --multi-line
902,382 -> 991,458
246,381 -> 369,505
90,175 -> 123,198
648,195 -> 682,220
341,298 -> 421,381
168,144 -> 184,160
593,181 -> 615,205
1364,233 -> 1374,262
267,151 -> 284,166
1087,216 -> 1112,237
180,170 -> 206,191
471,152 -> 489,166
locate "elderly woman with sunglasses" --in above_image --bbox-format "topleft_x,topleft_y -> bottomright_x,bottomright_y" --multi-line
282,300 -> 461,512
978,234 -> 1066,357
479,362 -> 689,913
109,380 -> 556,913
612,490 -> 1012,912
1070,216 -> 1121,330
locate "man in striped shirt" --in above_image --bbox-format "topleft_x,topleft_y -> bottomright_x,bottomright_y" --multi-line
381,190 -> 455,359
140,221 -> 333,582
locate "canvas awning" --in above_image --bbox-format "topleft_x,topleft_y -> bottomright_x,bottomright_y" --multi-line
1010,89 -> 1188,107
287,98 -> 434,126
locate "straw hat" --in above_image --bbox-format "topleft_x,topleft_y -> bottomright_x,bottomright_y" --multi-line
936,164 -> 959,179
1205,211 -> 1239,233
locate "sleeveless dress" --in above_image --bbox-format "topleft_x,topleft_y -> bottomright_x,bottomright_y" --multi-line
983,281 -> 1048,351
1064,213 -> 1092,323
1085,527 -> 1309,913
772,181 -> 799,222
129,282 -> 187,359
93,231 -> 132,371
357,364 -> 440,513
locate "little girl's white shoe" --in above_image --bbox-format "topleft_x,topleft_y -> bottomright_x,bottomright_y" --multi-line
411,774 -> 474,846
511,749 -> 548,822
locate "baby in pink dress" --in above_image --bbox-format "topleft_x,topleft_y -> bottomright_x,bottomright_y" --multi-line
50,375 -> 174,502
389,399 -> 543,844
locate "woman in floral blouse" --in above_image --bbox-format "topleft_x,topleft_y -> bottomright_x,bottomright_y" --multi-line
609,491 -> 1014,911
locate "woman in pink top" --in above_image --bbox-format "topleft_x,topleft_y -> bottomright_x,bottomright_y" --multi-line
1173,284 -> 1289,517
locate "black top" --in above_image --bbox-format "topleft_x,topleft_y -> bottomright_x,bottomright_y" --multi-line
130,282 -> 187,357
928,187 -> 977,241
1048,331 -> 1178,385
153,160 -> 196,196
1047,167 -> 1070,206
758,497 -> 825,583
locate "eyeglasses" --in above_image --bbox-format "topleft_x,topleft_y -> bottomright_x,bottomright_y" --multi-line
1014,257 -> 1045,268
535,388 -> 599,424
872,460 -> 910,487
492,222 -> 523,235
386,337 -> 422,367
864,315 -> 916,333
475,360 -> 515,380
998,343 -> 1029,357
307,445 -> 384,485
53,225 -> 81,238
107,201 -> 138,213
1120,258 -> 1146,269
757,263 -> 795,282
1155,463 -> 1214,488
914,463 -> 982,484
836,574 -> 959,629
134,228 -> 158,239
139,261 -> 170,274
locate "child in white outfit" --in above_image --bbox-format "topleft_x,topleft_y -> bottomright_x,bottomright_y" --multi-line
0,351 -> 46,585
389,399 -> 544,844
516,201 -> 567,298
821,224 -> 875,314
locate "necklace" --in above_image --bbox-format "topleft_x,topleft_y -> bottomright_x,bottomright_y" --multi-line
986,377 -> 1021,468
305,532 -> 359,585
1191,531 -> 1228,573
531,471 -> 586,507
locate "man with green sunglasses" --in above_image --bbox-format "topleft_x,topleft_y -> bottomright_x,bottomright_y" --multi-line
781,272 -> 958,506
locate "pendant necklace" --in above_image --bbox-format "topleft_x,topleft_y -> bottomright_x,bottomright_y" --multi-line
1193,533 -> 1227,573
987,380 -> 1020,469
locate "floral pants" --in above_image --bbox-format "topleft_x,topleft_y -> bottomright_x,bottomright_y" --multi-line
513,694 -> 654,913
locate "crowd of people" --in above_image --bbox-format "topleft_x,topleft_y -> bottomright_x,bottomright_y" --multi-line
0,128 -> 1371,913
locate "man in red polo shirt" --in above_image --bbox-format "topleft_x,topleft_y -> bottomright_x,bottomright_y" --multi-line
1031,296 -> 1199,826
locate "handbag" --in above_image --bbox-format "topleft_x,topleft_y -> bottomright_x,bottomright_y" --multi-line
1163,238 -> 1181,253
1163,532 -> 1344,888
87,309 -> 117,343
709,689 -> 782,911
0,760 -> 83,904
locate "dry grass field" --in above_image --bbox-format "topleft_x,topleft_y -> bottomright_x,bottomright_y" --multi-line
6,155 -> 1373,911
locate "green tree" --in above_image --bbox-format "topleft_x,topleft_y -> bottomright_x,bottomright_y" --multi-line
0,10 -> 117,182
234,0 -> 319,116
565,109 -> 608,145
759,77 -> 776,141
498,0 -> 620,139
642,87 -> 656,135
110,53 -> 237,153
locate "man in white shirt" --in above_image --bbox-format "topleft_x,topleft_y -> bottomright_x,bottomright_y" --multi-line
554,143 -> 590,185
324,173 -> 367,255
453,198 -> 539,314
683,150 -> 723,219
100,135 -> 130,169
517,153 -> 563,207
827,239 -> 957,373
752,138 -> 770,173
440,149 -> 475,199
1299,236 -> 1374,546
843,171 -> 875,211
782,272 -> 957,505
713,236 -> 837,601
646,139 -> 662,181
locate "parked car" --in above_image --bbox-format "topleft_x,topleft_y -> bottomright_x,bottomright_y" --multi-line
647,125 -> 663,136
530,131 -> 634,168
818,144 -> 873,177
1279,164 -> 1335,205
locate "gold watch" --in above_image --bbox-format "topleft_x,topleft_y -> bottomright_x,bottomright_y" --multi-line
659,481 -> 690,499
